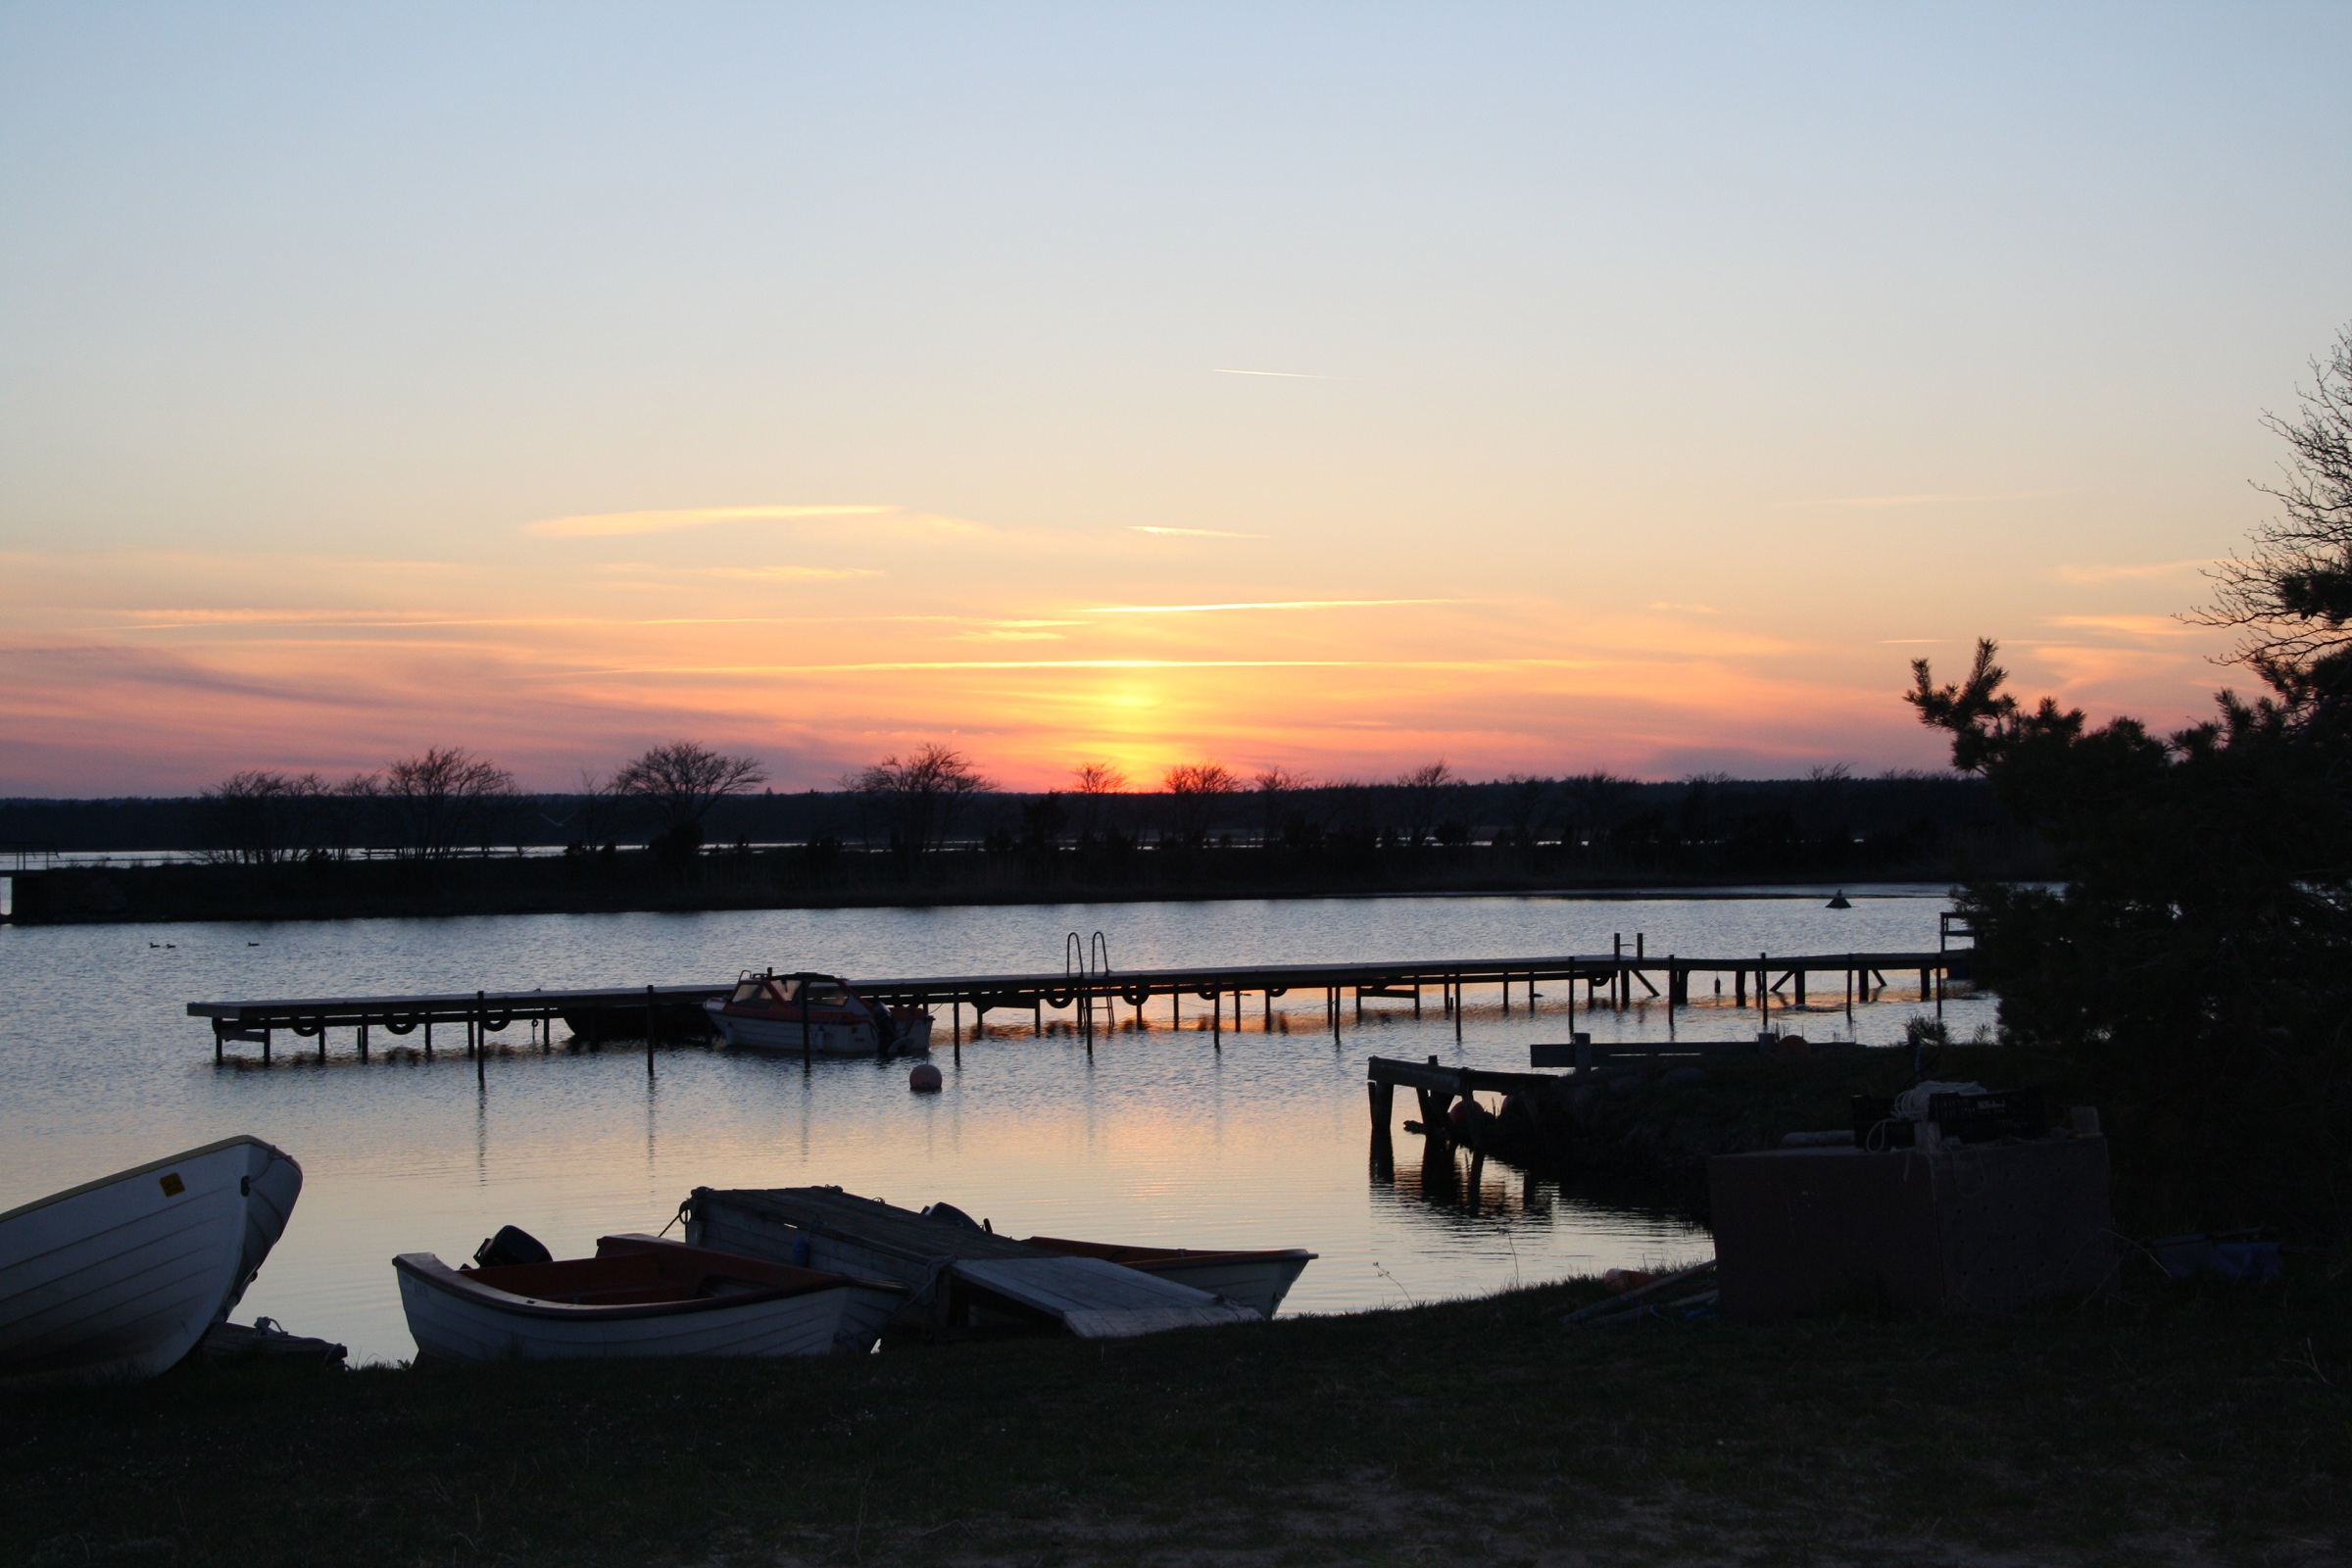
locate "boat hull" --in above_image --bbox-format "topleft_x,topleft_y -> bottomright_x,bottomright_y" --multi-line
1128,1254 -> 1312,1319
393,1239 -> 904,1362
1020,1237 -> 1316,1318
0,1136 -> 303,1389
705,1004 -> 933,1056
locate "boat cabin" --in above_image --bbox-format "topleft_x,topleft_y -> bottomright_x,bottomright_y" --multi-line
726,973 -> 855,1011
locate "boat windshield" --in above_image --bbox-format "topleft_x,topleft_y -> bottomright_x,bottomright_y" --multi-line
779,978 -> 851,1006
728,981 -> 768,1004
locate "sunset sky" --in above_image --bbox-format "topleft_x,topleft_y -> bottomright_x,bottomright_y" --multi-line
4,5 -> 2348,795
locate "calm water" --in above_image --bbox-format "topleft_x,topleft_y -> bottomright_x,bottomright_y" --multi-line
0,888 -> 1990,1363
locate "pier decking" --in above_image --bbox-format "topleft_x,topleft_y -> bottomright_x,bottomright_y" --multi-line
187,945 -> 1968,1067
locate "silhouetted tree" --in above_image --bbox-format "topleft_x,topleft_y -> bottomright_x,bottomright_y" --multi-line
1070,760 -> 1127,841
381,747 -> 516,859
849,743 -> 991,858
200,769 -> 322,864
1495,773 -> 1554,850
614,742 -> 767,858
2199,323 -> 2352,695
1161,760 -> 1239,847
1251,764 -> 1311,846
1396,760 -> 1456,848
1906,326 -> 2352,1235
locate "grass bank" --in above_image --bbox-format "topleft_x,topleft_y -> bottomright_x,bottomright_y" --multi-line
7,1266 -> 2346,1566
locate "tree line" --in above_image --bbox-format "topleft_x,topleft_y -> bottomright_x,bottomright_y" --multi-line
0,746 -> 2015,871
184,742 -> 766,864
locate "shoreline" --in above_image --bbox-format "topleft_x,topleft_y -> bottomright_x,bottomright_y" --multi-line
3,851 -> 2001,927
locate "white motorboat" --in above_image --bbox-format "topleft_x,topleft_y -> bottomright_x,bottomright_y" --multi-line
393,1232 -> 908,1361
1020,1236 -> 1317,1319
703,971 -> 933,1056
0,1135 -> 303,1389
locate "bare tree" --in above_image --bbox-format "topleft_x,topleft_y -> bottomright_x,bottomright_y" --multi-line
1072,760 -> 1128,795
848,743 -> 991,857
1560,770 -> 1632,849
381,747 -> 516,859
1497,772 -> 1554,849
2199,322 -> 2352,696
570,768 -> 622,851
1070,760 -> 1128,842
614,742 -> 768,854
1251,764 -> 1311,846
1396,760 -> 1456,848
1162,760 -> 1240,847
200,769 -> 326,864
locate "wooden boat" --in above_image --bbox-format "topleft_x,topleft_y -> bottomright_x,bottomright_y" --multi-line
393,1233 -> 907,1361
0,1135 -> 303,1389
1021,1237 -> 1316,1319
686,1187 -> 1265,1340
702,971 -> 933,1056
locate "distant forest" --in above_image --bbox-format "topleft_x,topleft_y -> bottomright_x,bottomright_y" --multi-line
2,771 -> 2018,868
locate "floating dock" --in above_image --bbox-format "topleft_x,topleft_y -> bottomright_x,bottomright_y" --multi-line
186,944 -> 1966,1066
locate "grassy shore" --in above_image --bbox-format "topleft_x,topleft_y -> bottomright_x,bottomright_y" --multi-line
6,1264 -> 2346,1567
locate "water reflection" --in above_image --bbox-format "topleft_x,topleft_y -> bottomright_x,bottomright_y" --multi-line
0,890 -> 1979,1360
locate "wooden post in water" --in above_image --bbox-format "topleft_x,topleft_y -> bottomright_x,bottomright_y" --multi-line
1211,987 -> 1221,1051
1367,1076 -> 1394,1134
645,985 -> 655,1077
422,1018 -> 430,1059
1735,966 -> 1746,1006
477,992 -> 488,1087
801,978 -> 811,1066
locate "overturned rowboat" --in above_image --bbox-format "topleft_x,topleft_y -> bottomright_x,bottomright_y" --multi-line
1019,1237 -> 1315,1320
685,1187 -> 1271,1340
393,1233 -> 908,1361
0,1135 -> 303,1389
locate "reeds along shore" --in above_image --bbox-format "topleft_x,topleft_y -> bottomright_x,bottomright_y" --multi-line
4,827 -> 2052,924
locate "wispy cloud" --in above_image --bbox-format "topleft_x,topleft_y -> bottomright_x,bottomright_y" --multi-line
690,565 -> 883,581
526,504 -> 897,538
2044,613 -> 2200,639
2051,558 -> 2212,584
1211,368 -> 1326,379
1796,488 -> 2076,509
1084,598 -> 1455,615
1130,525 -> 1265,539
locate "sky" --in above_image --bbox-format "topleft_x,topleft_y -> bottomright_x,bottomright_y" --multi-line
3,4 -> 2348,796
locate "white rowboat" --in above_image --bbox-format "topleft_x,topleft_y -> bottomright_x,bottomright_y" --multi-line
394,1233 -> 907,1362
0,1135 -> 303,1389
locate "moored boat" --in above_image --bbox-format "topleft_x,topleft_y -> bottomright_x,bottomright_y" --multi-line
703,971 -> 933,1056
0,1135 -> 303,1389
1020,1236 -> 1316,1319
393,1232 -> 907,1361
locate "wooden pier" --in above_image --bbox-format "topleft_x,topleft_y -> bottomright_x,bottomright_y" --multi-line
187,945 -> 1965,1069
